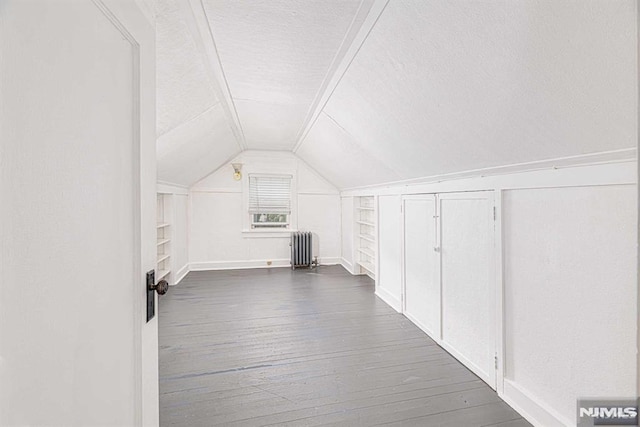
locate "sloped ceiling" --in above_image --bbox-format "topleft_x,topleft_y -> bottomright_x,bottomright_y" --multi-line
156,0 -> 637,189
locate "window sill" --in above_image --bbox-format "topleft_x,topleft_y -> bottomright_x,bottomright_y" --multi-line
242,229 -> 297,239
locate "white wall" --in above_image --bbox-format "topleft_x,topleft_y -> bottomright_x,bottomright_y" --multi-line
377,194 -> 403,311
172,194 -> 189,282
342,158 -> 637,427
340,196 -> 355,273
189,151 -> 341,269
503,184 -> 637,425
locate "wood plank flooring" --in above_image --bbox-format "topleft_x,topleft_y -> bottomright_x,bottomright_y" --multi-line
159,265 -> 529,426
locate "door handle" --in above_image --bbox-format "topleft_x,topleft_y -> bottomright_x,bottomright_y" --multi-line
434,247 -> 440,252
149,279 -> 169,295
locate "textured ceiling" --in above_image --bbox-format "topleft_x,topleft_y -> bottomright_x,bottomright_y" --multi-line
156,0 -> 637,188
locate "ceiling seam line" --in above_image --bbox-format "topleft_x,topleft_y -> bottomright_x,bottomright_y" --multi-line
322,111 -> 403,179
189,149 -> 243,187
292,0 -> 390,154
197,0 -> 247,151
289,0 -> 371,151
156,101 -> 222,140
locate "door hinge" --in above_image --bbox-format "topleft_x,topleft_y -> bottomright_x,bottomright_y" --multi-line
493,206 -> 496,221
494,354 -> 498,370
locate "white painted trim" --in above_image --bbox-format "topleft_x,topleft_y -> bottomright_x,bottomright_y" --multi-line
341,149 -> 636,194
191,259 -> 291,271
494,189 -> 506,396
180,0 -> 246,150
190,257 -> 340,272
298,191 -> 340,196
242,229 -> 296,238
292,0 -> 390,153
340,258 -> 355,274
157,181 -> 189,195
375,287 -> 402,313
404,311 -> 439,342
440,339 -> 495,392
190,187 -> 242,194
91,2 -> 149,424
190,189 -> 337,196
319,257 -> 341,265
501,380 -> 571,427
400,197 -> 406,315
174,263 -> 189,285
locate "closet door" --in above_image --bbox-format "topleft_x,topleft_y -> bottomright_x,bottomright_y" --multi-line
439,191 -> 496,389
403,195 -> 440,339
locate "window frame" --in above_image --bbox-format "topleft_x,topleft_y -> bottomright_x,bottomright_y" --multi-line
242,170 -> 297,238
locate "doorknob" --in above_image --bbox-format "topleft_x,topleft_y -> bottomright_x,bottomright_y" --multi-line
149,279 -> 169,295
434,247 -> 441,252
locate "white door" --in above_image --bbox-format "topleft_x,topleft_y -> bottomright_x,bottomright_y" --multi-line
403,195 -> 440,339
0,1 -> 157,425
438,191 -> 496,389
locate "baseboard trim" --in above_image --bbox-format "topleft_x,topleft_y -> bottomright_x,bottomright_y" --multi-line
319,257 -> 341,265
174,264 -> 189,285
190,259 -> 291,271
375,287 -> 402,312
341,258 -> 355,275
501,379 -> 571,427
189,257 -> 341,272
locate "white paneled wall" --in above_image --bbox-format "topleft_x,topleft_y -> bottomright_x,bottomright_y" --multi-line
340,196 -> 355,273
377,195 -> 403,312
172,194 -> 189,282
503,184 -> 637,425
189,151 -> 341,270
343,159 -> 637,427
439,192 -> 496,389
402,195 -> 439,337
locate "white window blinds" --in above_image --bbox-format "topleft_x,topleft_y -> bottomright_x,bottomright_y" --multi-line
248,174 -> 292,214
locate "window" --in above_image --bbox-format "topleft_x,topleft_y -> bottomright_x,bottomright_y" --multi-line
248,174 -> 292,229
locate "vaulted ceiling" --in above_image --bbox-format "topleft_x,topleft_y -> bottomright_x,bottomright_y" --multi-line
156,0 -> 636,189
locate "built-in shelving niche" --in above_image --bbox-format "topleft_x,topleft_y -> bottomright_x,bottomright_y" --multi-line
157,194 -> 171,284
355,196 -> 376,280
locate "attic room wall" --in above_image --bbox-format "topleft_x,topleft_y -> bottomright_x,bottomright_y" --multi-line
189,151 -> 341,269
332,3 -> 637,422
296,0 -> 636,190
341,159 -> 637,426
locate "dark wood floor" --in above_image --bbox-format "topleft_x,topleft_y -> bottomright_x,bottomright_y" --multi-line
159,265 -> 529,426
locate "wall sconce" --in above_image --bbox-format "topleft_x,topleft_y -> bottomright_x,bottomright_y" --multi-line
231,163 -> 243,181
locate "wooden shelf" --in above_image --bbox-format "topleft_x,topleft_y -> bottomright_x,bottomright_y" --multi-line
157,253 -> 170,264
157,238 -> 170,246
358,261 -> 375,274
359,234 -> 375,243
157,269 -> 171,280
157,223 -> 170,229
357,247 -> 375,257
356,220 -> 375,227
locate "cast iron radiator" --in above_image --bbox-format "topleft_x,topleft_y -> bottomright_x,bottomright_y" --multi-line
290,231 -> 315,269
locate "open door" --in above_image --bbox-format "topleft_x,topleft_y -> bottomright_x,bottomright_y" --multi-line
0,1 -> 158,425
